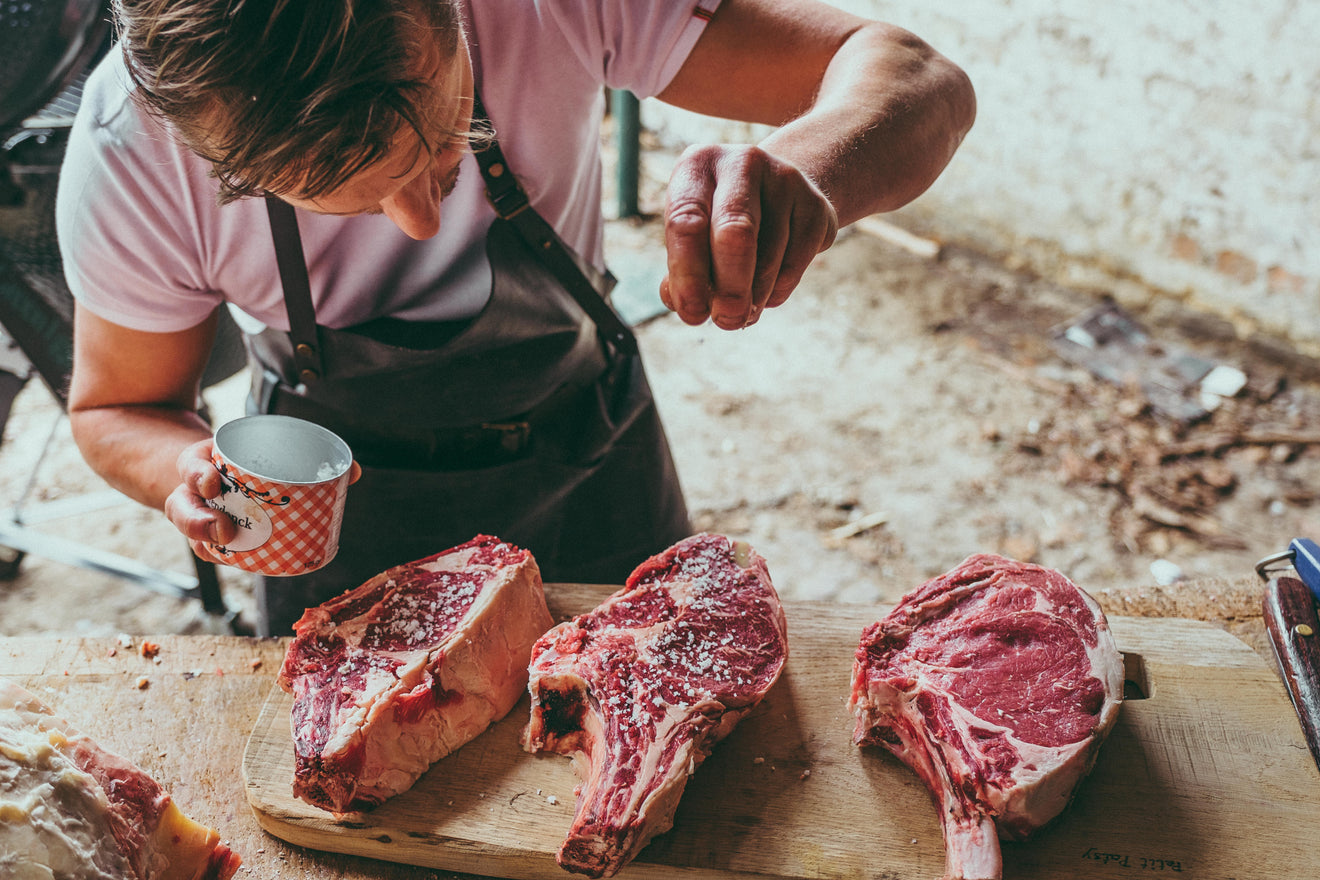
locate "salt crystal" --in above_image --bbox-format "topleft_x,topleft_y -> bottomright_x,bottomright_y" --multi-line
1063,325 -> 1097,349
1149,559 -> 1182,586
1199,364 -> 1247,399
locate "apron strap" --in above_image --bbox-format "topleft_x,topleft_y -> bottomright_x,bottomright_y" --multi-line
471,93 -> 638,356
264,196 -> 324,382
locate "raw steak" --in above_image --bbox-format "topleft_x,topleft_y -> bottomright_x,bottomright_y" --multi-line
524,533 -> 788,878
278,534 -> 553,813
0,681 -> 241,880
849,554 -> 1123,880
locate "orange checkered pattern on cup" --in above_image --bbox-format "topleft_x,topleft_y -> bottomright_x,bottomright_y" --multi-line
206,416 -> 352,577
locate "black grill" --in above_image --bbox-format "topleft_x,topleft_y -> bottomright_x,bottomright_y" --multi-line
0,2 -> 250,629
0,2 -> 112,397
0,0 -> 112,133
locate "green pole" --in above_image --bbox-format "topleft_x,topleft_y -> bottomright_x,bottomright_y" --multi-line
612,89 -> 640,218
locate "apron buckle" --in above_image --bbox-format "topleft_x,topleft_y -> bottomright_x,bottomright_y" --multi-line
480,420 -> 532,454
485,184 -> 531,220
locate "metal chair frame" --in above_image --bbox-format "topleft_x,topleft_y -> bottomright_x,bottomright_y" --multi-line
0,0 -> 247,632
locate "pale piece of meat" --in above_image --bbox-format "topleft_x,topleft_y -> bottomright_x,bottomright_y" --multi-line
278,534 -> 553,813
849,554 -> 1123,880
524,533 -> 789,878
0,680 -> 241,880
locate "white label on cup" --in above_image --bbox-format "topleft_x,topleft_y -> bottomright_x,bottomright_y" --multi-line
207,472 -> 275,552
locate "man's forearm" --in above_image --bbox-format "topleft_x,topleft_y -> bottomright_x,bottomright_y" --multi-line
69,405 -> 213,510
760,22 -> 977,226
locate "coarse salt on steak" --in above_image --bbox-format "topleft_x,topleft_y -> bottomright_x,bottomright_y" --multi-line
278,534 -> 552,813
849,554 -> 1123,880
524,533 -> 788,878
0,681 -> 241,880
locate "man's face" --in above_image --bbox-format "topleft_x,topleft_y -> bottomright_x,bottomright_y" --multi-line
272,27 -> 474,240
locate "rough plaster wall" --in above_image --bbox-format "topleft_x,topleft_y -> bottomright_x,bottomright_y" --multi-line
643,0 -> 1320,352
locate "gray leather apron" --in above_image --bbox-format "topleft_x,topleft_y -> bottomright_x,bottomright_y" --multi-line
242,114 -> 689,635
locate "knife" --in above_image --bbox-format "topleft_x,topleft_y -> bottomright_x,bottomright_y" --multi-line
1256,538 -> 1320,770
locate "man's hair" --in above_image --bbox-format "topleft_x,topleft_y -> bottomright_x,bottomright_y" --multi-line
115,0 -> 472,204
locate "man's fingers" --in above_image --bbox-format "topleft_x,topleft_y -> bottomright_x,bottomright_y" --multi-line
664,147 -> 718,325
166,437 -> 233,545
177,438 -> 222,498
745,207 -> 792,325
706,154 -> 763,328
188,538 -> 231,566
765,201 -> 836,310
663,144 -> 840,329
164,483 -> 232,545
662,202 -> 714,325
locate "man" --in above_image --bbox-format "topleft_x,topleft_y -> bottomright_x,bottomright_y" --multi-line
58,0 -> 975,635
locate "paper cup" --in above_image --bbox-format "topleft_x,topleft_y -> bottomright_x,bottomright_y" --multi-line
206,415 -> 352,576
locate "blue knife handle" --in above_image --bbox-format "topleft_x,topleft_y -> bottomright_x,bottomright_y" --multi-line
1291,538 -> 1320,603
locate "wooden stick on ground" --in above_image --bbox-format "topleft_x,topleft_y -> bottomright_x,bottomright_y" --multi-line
854,216 -> 942,260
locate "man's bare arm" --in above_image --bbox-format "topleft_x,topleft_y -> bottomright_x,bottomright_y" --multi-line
656,0 -> 976,328
67,305 -> 232,546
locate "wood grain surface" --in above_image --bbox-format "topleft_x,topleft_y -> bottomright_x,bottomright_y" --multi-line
238,584 -> 1320,880
2,632 -> 474,879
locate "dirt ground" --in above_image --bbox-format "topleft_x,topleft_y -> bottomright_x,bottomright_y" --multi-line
2,140 -> 1318,639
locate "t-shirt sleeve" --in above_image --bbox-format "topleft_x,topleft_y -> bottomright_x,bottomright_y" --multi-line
56,56 -> 225,333
542,0 -> 724,98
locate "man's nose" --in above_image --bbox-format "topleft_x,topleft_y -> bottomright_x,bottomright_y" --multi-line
381,171 -> 441,240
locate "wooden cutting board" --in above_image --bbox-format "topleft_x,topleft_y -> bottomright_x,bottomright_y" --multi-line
244,584 -> 1320,880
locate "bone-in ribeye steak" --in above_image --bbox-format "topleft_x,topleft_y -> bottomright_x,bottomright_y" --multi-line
0,681 -> 241,880
524,533 -> 788,878
849,554 -> 1123,880
278,534 -> 553,813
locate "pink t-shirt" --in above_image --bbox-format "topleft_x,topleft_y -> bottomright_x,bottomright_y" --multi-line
56,0 -> 720,333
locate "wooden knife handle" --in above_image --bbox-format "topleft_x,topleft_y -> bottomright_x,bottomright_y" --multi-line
1263,575 -> 1320,770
